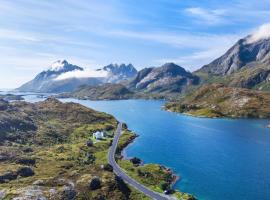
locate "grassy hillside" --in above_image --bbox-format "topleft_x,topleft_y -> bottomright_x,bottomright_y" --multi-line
165,84 -> 270,118
0,98 -> 157,199
195,63 -> 270,91
58,84 -> 135,100
57,83 -> 176,100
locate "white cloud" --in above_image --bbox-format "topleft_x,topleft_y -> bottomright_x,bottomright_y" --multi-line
55,69 -> 108,80
106,29 -> 239,50
185,7 -> 227,25
246,23 -> 270,43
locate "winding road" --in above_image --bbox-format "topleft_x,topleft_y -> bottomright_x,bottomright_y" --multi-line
108,122 -> 172,200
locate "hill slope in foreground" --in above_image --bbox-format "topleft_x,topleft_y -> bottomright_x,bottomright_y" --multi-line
165,84 -> 270,118
0,98 -> 194,200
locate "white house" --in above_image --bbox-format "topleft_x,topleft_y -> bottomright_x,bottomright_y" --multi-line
93,131 -> 104,140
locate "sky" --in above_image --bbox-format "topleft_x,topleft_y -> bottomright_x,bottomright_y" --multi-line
1,0 -> 270,88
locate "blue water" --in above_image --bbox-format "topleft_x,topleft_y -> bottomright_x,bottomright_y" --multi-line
23,97 -> 270,200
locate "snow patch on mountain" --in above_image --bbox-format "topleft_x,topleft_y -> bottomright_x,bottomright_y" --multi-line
48,60 -> 68,71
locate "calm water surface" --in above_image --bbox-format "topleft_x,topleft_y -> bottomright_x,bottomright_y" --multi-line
21,96 -> 270,200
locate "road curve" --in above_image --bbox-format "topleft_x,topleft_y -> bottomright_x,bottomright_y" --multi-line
108,122 -> 170,200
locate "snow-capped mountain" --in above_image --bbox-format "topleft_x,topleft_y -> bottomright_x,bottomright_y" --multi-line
17,60 -> 138,93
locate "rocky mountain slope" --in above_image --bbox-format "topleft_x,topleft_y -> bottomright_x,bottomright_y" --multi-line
129,63 -> 199,96
196,35 -> 270,90
100,63 -> 137,83
165,84 -> 270,118
0,98 -> 194,199
17,60 -> 138,93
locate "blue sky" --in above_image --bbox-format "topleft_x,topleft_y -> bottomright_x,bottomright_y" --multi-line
1,0 -> 270,88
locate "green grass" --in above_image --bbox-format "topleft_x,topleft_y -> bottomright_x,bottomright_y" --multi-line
0,100 -> 153,200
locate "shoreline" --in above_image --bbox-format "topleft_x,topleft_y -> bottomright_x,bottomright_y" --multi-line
165,107 -> 270,120
117,127 -> 182,194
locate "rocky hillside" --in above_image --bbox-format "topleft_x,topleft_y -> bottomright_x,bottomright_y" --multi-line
199,36 -> 270,75
165,84 -> 270,118
129,63 -> 199,96
101,63 -> 138,83
196,35 -> 270,90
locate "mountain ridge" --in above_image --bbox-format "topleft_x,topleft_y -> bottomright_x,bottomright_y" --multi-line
17,60 -> 138,93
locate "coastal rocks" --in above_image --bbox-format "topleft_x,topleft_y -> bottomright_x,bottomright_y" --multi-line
130,157 -> 142,166
89,176 -> 102,190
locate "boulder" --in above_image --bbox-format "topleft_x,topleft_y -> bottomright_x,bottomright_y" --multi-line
0,171 -> 18,183
22,147 -> 34,153
89,176 -> 101,190
61,186 -> 76,200
17,167 -> 35,177
103,164 -> 113,172
130,157 -> 141,166
86,140 -> 93,147
16,158 -> 36,165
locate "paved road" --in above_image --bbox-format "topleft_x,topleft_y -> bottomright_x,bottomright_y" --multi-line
108,123 -> 171,200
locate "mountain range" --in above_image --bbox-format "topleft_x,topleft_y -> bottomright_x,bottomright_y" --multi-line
17,31 -> 270,105
17,60 -> 137,93
57,63 -> 200,100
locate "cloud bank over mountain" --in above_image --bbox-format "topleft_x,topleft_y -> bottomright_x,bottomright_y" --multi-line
247,23 -> 270,43
55,69 -> 108,80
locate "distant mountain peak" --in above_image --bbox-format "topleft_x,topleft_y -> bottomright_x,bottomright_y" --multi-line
49,60 -> 68,71
48,60 -> 83,72
103,63 -> 137,74
129,63 -> 199,93
199,33 -> 270,75
101,63 -> 138,83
